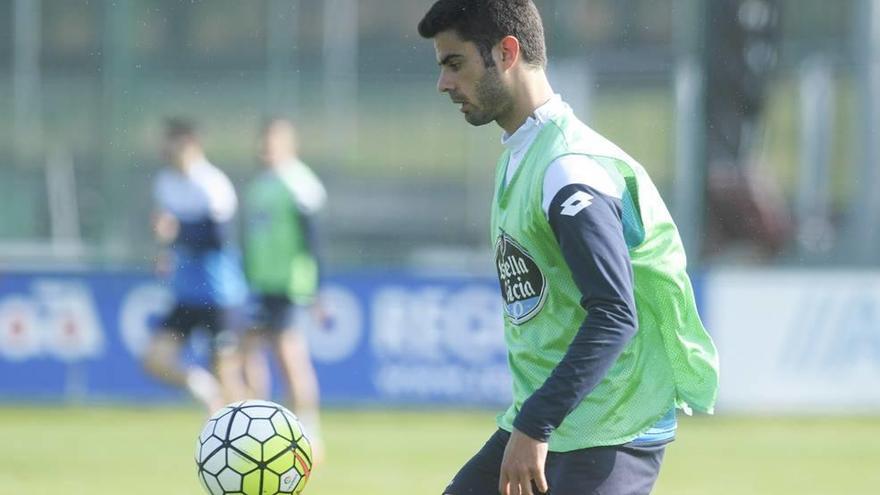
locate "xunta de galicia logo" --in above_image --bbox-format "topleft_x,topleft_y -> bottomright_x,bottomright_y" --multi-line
494,231 -> 547,325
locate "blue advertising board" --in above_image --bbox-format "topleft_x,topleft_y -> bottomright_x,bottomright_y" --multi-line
0,271 -> 511,406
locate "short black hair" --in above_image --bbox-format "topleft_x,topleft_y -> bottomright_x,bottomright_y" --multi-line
418,0 -> 547,68
164,117 -> 198,141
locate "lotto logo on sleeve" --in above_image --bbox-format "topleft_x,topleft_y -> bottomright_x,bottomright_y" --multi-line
560,191 -> 594,216
494,231 -> 547,325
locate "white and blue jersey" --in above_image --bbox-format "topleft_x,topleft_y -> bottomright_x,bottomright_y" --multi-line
153,160 -> 247,308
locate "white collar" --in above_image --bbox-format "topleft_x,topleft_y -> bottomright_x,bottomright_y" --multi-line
170,158 -> 211,178
501,94 -> 568,152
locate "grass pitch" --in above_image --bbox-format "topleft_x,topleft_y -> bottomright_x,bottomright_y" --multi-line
0,406 -> 877,495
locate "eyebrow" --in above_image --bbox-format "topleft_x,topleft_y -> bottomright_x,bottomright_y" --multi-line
438,54 -> 464,66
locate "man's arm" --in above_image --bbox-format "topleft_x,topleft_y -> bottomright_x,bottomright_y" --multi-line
152,175 -> 177,276
290,164 -> 327,215
513,157 -> 638,442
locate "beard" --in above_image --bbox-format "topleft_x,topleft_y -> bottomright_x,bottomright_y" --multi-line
463,66 -> 513,127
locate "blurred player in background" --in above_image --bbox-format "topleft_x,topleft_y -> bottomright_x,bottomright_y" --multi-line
419,1 -> 720,494
241,118 -> 326,459
143,118 -> 249,413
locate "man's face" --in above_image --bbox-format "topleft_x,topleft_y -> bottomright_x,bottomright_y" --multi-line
434,30 -> 511,127
259,124 -> 295,166
162,135 -> 188,169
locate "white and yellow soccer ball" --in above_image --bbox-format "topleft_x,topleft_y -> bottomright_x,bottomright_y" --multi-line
195,400 -> 313,495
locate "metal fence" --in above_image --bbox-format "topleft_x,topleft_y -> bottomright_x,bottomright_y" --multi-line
0,0 -> 875,269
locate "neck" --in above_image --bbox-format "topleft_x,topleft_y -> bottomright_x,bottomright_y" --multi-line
266,154 -> 296,170
496,69 -> 554,135
177,151 -> 204,172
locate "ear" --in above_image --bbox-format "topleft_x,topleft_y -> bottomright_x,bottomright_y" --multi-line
496,35 -> 520,71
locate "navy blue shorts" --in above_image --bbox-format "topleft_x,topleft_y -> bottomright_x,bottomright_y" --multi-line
444,429 -> 667,495
159,303 -> 241,349
249,293 -> 304,333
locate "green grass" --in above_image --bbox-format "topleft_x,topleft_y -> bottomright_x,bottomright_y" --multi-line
0,406 -> 877,494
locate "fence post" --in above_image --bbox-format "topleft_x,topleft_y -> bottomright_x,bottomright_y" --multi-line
673,0 -> 707,266
46,149 -> 82,251
323,0 -> 359,162
101,0 -> 133,263
851,0 -> 880,262
12,0 -> 42,168
266,0 -> 300,115
796,57 -> 835,258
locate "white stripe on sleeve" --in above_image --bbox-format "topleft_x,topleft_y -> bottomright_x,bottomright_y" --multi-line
542,155 -> 622,218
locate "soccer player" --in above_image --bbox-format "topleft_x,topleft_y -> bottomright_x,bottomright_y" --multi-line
240,118 -> 326,459
143,118 -> 249,413
418,2 -> 720,494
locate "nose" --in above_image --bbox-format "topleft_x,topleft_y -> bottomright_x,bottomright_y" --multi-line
437,71 -> 453,94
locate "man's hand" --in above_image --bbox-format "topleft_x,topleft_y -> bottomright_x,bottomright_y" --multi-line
498,428 -> 549,495
153,211 -> 179,245
311,297 -> 330,329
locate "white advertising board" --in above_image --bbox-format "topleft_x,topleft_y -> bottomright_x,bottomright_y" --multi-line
706,269 -> 880,413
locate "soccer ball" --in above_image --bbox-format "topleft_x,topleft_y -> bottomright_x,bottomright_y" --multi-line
195,400 -> 313,495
